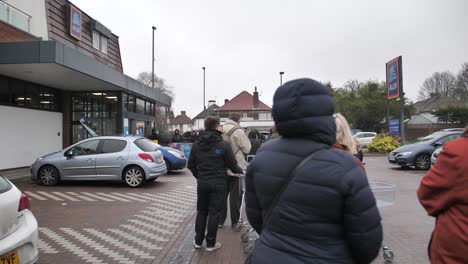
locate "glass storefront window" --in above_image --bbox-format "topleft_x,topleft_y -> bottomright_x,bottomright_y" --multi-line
136,98 -> 145,114
145,101 -> 152,116
71,92 -> 119,143
0,75 -> 60,111
123,93 -> 128,112
128,94 -> 135,112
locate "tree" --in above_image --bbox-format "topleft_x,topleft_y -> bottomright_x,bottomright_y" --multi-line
137,72 -> 175,132
417,71 -> 456,100
136,72 -> 175,99
433,105 -> 468,125
333,80 -> 415,131
454,63 -> 468,101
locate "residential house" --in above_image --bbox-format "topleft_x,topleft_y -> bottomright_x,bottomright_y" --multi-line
168,111 -> 192,132
192,88 -> 274,132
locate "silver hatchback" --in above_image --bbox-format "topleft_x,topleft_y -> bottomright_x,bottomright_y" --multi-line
31,136 -> 167,187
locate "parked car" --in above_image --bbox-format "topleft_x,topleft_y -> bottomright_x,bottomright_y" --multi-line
31,136 -> 167,187
388,131 -> 461,170
0,176 -> 39,264
431,147 -> 443,166
152,143 -> 187,172
439,128 -> 464,132
353,132 -> 377,147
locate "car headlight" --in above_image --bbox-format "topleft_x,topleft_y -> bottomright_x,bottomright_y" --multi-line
35,157 -> 44,163
168,150 -> 183,159
399,152 -> 412,156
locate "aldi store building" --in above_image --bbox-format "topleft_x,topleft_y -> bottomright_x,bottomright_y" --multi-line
0,0 -> 171,170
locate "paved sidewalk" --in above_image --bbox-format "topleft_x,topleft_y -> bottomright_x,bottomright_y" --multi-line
0,167 -> 31,181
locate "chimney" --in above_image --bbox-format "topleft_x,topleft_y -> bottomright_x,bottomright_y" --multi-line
181,111 -> 186,116
253,86 -> 259,109
224,99 -> 229,105
208,100 -> 216,108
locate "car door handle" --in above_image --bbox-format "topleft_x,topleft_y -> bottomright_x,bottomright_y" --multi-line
116,156 -> 124,161
87,158 -> 94,163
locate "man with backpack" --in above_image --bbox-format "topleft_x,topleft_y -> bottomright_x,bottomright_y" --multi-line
220,113 -> 251,229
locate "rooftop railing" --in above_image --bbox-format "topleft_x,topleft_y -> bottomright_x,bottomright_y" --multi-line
0,0 -> 31,33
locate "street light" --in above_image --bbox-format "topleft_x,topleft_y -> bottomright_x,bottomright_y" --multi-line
152,26 -> 157,90
279,71 -> 285,86
202,67 -> 206,110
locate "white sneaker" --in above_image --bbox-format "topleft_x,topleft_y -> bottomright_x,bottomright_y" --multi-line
206,242 -> 222,252
193,240 -> 202,249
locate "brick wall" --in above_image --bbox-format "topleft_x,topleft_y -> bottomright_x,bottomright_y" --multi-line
0,21 -> 39,42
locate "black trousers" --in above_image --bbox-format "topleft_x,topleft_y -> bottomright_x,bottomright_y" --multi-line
195,182 -> 225,247
220,176 -> 241,226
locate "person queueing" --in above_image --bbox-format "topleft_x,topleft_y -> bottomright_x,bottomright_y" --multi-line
333,113 -> 365,171
188,116 -> 243,252
172,129 -> 183,143
417,127 -> 468,264
220,113 -> 251,230
245,78 -> 382,264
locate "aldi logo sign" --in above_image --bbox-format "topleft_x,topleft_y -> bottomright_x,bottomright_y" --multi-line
69,5 -> 82,40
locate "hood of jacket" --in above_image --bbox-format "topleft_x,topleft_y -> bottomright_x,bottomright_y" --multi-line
198,130 -> 223,151
272,78 -> 336,145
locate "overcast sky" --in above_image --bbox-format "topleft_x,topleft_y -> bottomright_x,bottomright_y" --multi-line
73,0 -> 468,117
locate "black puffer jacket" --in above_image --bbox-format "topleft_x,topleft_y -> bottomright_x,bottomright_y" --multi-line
188,130 -> 243,184
245,78 -> 382,264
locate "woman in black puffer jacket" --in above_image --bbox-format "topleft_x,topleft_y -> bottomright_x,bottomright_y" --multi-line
245,78 -> 382,264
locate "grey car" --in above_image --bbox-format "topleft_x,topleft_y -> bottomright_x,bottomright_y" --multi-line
388,131 -> 461,170
31,136 -> 167,187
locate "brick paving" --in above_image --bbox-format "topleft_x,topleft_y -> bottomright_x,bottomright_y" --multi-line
9,155 -> 433,264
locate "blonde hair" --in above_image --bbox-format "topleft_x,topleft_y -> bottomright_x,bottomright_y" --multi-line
334,113 -> 356,154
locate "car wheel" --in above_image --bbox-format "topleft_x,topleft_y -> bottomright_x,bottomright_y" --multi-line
414,154 -> 431,170
164,159 -> 171,173
124,166 -> 146,187
39,165 -> 60,186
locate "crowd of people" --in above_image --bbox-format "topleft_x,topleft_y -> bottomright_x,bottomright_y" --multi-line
185,78 -> 466,264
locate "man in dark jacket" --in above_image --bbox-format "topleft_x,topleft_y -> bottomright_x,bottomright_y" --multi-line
245,78 -> 382,264
188,116 -> 243,252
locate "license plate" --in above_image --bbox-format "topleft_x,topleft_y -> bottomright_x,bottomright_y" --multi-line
0,250 -> 19,264
389,156 -> 395,161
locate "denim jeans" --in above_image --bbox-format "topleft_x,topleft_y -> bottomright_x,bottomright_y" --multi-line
195,182 -> 226,247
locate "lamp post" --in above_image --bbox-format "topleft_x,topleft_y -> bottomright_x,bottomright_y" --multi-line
152,26 -> 156,89
279,71 -> 285,86
202,67 -> 206,110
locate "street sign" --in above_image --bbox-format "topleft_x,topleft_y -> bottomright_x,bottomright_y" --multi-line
386,57 -> 401,99
389,119 -> 400,136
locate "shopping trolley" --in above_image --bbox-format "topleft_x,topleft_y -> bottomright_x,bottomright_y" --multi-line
370,182 -> 397,263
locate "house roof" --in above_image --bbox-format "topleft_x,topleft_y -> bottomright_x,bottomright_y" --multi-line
192,104 -> 220,120
218,91 -> 271,111
414,95 -> 464,114
407,113 -> 439,125
170,113 -> 192,125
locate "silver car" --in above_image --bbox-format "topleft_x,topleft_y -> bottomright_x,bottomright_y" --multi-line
31,136 -> 167,187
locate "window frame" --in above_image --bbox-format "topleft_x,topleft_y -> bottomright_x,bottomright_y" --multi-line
92,30 -> 109,54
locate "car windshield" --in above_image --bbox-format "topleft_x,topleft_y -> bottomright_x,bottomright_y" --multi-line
134,138 -> 158,152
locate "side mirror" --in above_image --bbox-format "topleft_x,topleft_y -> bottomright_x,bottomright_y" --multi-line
433,142 -> 442,148
65,149 -> 74,159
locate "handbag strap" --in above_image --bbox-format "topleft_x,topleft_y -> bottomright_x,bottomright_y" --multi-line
262,145 -> 329,229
